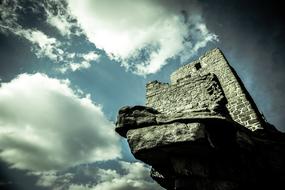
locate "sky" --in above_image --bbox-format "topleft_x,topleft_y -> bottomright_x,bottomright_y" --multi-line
0,0 -> 284,190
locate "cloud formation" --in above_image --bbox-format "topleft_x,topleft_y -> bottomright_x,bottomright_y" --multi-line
0,73 -> 121,171
26,160 -> 163,190
1,0 -> 218,75
46,161 -> 163,190
0,0 -> 99,73
18,29 -> 64,61
85,161 -> 160,190
68,0 -> 218,75
45,0 -> 80,37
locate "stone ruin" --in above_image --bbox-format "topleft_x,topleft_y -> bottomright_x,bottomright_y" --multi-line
115,48 -> 285,190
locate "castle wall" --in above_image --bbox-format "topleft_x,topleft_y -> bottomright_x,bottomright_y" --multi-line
146,48 -> 264,131
146,73 -> 225,115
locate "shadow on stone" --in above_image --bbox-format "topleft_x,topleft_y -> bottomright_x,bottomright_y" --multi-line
115,48 -> 285,190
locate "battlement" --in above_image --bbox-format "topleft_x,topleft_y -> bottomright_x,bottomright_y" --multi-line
146,48 -> 265,131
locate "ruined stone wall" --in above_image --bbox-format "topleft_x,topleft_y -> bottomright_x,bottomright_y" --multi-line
146,73 -> 225,115
146,48 -> 264,131
117,48 -> 285,190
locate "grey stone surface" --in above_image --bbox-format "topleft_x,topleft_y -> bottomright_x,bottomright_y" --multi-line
146,73 -> 227,115
148,48 -> 265,131
127,122 -> 206,154
115,48 -> 285,190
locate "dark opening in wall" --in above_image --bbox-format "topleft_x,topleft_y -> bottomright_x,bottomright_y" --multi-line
195,62 -> 201,70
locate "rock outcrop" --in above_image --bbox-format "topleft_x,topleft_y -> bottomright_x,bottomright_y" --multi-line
115,48 -> 285,190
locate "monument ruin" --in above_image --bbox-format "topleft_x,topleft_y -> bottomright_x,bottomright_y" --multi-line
115,48 -> 285,190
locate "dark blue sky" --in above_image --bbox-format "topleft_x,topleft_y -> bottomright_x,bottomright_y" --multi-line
0,0 -> 284,190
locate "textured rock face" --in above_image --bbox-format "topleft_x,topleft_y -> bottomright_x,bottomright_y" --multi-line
147,48 -> 264,131
146,73 -> 226,115
115,48 -> 285,190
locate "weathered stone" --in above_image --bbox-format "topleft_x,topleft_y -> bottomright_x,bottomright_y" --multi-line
115,48 -> 285,190
127,122 -> 206,154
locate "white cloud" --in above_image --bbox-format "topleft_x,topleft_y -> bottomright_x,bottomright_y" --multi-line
2,23 -> 98,72
0,0 -> 63,62
47,14 -> 74,36
67,0 -> 218,75
27,160 -> 163,190
0,0 -> 98,73
59,51 -> 100,72
67,161 -> 163,190
68,51 -> 100,72
33,171 -> 74,189
179,14 -> 219,62
1,0 -> 217,75
69,61 -> 91,72
45,0 -> 81,37
83,52 -> 100,62
0,0 -> 19,34
0,73 -> 121,171
18,28 -> 100,72
17,29 -> 64,61
34,171 -> 59,187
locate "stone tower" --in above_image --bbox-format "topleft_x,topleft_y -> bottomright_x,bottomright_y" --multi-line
146,48 -> 264,131
116,48 -> 285,190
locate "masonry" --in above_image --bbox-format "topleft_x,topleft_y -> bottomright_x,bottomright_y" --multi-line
146,48 -> 264,131
115,48 -> 285,190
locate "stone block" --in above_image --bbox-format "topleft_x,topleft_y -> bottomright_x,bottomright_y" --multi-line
115,48 -> 285,190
